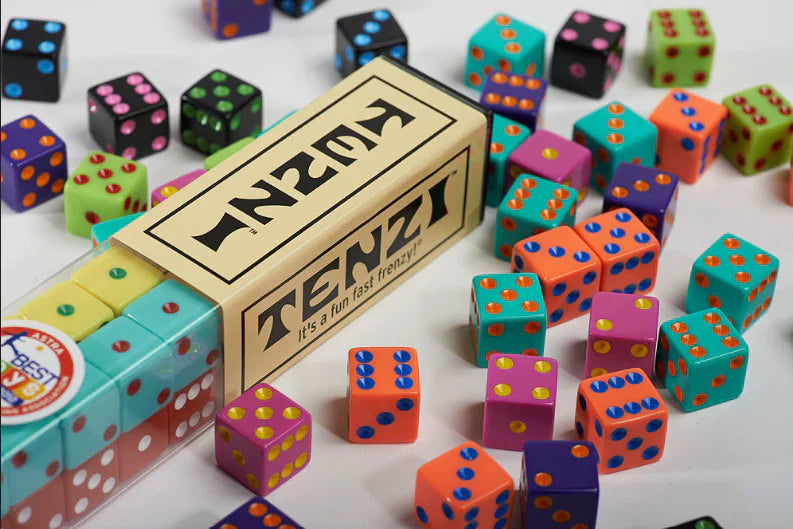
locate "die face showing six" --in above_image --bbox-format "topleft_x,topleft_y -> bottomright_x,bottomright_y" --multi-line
91,212 -> 144,248
63,442 -> 119,522
656,309 -> 749,412
483,355 -> 558,450
168,366 -> 219,445
201,0 -> 273,39
1,18 -> 66,102
721,84 -> 793,175
414,441 -> 514,529
347,347 -> 420,443
151,169 -> 206,206
685,234 -> 779,332
276,0 -> 327,18
211,496 -> 304,529
1,418 -> 63,506
645,9 -> 715,88
335,10 -> 407,77
551,11 -> 626,98
480,73 -> 547,132
664,515 -> 723,529
486,115 -> 531,207
4,473 -> 67,529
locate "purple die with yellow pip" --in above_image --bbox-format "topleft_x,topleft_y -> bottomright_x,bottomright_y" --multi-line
211,496 -> 304,529
1,114 -> 67,212
480,72 -> 548,132
201,0 -> 273,39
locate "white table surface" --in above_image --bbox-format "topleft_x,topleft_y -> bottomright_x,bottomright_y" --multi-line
2,1 -> 793,528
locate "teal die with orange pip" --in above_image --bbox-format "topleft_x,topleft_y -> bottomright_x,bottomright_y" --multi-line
469,273 -> 546,367
486,114 -> 531,207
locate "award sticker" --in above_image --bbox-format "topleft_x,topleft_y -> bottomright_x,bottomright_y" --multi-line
1,319 -> 85,425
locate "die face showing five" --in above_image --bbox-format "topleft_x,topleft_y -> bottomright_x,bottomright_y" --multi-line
1,18 -> 66,102
483,355 -> 558,451
656,309 -> 749,412
335,10 -> 407,77
211,496 -> 304,529
486,114 -> 531,207
276,0 -> 327,18
201,0 -> 273,39
63,442 -> 119,521
685,234 -> 779,332
480,73 -> 548,132
151,169 -> 206,206
645,9 -> 715,88
91,212 -> 144,248
347,347 -> 420,443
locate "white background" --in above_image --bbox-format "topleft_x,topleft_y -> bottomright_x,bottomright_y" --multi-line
2,1 -> 793,528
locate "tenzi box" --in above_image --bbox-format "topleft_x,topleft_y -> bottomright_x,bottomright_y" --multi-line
0,56 -> 490,527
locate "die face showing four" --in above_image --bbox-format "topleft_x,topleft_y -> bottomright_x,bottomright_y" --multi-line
151,169 -> 206,206
211,496 -> 304,529
201,0 -> 273,39
466,14 -> 546,90
550,11 -> 626,98
656,309 -> 749,412
645,9 -> 715,88
480,73 -> 548,132
335,10 -> 407,77
276,0 -> 327,18
483,355 -> 558,451
665,515 -> 723,529
1,18 -> 66,102
685,234 -> 779,332
486,114 -> 531,207
415,441 -> 514,529
91,212 -> 144,248
347,347 -> 420,443
721,84 -> 793,175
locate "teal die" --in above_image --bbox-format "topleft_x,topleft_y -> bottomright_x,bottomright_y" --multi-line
486,114 -> 531,207
465,13 -> 545,91
494,174 -> 577,260
685,234 -> 779,332
1,455 -> 8,517
656,309 -> 748,411
469,273 -> 547,367
0,417 -> 62,505
573,102 -> 657,193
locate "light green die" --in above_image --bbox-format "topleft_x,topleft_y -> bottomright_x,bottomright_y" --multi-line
486,114 -> 531,207
644,9 -> 715,87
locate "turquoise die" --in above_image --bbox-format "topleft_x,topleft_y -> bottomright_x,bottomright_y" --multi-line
1,455 -> 8,518
486,114 -> 531,207
81,316 -> 170,432
469,273 -> 547,367
656,309 -> 748,411
123,279 -> 221,392
573,102 -> 657,193
91,212 -> 144,249
494,174 -> 577,260
0,417 -> 62,505
685,234 -> 779,332
466,13 -> 545,91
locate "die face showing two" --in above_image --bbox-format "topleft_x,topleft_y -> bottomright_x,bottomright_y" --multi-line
276,0 -> 327,18
1,18 -> 66,102
415,441 -> 514,529
201,0 -> 273,39
91,213 -> 144,248
1,417 -> 64,506
685,234 -> 779,332
151,169 -> 206,206
335,10 -> 407,77
645,9 -> 715,88
486,115 -> 530,207
483,355 -> 558,451
480,73 -> 547,132
211,496 -> 304,529
347,347 -> 420,443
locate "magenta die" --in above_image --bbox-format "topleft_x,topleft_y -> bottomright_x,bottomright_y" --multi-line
483,354 -> 558,451
507,129 -> 592,201
215,383 -> 312,496
151,169 -> 205,207
480,72 -> 548,132
585,292 -> 660,379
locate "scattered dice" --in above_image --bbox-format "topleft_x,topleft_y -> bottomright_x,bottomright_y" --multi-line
151,169 -> 205,206
486,115 -> 530,207
665,515 -> 723,529
1,18 -> 66,101
201,0 -> 272,39
91,213 -> 144,248
480,73 -> 547,132
275,0 -> 326,18
645,9 -> 716,87
17,281 -> 113,341
335,9 -> 407,77
211,496 -> 304,529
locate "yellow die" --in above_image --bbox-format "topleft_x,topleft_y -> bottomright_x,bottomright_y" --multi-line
18,282 -> 113,341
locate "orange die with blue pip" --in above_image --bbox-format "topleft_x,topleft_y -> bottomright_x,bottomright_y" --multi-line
347,347 -> 420,443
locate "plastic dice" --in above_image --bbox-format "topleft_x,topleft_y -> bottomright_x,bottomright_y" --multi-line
91,213 -> 144,248
201,0 -> 273,39
645,9 -> 716,87
480,73 -> 547,132
17,281 -> 113,341
151,169 -> 205,207
211,496 -> 304,529
1,18 -> 67,102
486,115 -> 530,207
665,516 -> 723,529
335,9 -> 407,77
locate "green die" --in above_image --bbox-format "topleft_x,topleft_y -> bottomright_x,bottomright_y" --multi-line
65,152 -> 148,238
573,102 -> 657,193
720,85 -> 793,175
465,13 -> 545,91
685,234 -> 779,332
656,309 -> 748,411
644,9 -> 715,87
469,273 -> 547,367
494,174 -> 577,260
486,114 -> 531,207
204,136 -> 255,170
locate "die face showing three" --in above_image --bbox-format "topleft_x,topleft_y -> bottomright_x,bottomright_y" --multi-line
276,0 -> 327,18
335,10 -> 407,77
645,9 -> 715,87
1,18 -> 66,102
480,73 -> 547,132
211,496 -> 304,529
486,115 -> 531,207
201,0 -> 273,39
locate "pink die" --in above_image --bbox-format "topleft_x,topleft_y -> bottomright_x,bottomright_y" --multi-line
150,169 -> 205,207
483,354 -> 558,451
215,383 -> 311,496
585,292 -> 660,379
506,129 -> 592,201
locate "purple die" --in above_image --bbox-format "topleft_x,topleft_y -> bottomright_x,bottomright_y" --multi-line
201,0 -> 273,40
585,292 -> 659,379
480,72 -> 548,132
483,354 -> 558,451
211,496 -> 304,529
215,383 -> 311,496
603,163 -> 680,249
1,114 -> 67,212
520,441 -> 599,529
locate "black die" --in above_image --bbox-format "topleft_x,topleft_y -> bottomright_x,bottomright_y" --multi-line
1,18 -> 66,102
335,9 -> 407,77
275,0 -> 328,18
87,72 -> 170,159
664,516 -> 723,529
550,11 -> 625,98
180,70 -> 263,155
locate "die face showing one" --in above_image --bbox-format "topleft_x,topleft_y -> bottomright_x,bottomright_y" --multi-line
585,292 -> 660,379
63,442 -> 119,522
211,496 -> 305,529
721,85 -> 793,175
1,418 -> 63,506
91,212 -> 144,248
116,405 -> 169,481
151,169 -> 205,206
486,115 -> 531,207
550,11 -> 626,98
1,18 -> 66,102
483,355 -> 558,450
4,473 -> 67,529
650,89 -> 727,184
665,515 -> 723,529
685,234 -> 779,332
335,9 -> 407,77
645,9 -> 715,88
511,226 -> 601,327
466,14 -> 546,90
480,73 -> 547,132
469,274 -> 547,366
201,0 -> 273,39
204,137 -> 255,170
0,115 -> 68,211
414,441 -> 514,529
656,309 -> 749,412
347,347 -> 420,443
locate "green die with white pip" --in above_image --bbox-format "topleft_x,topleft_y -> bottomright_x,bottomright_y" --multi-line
644,9 -> 715,87
486,114 -> 531,207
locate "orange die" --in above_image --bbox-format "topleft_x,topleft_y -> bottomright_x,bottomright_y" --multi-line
511,226 -> 601,327
574,208 -> 660,295
575,368 -> 668,474
415,441 -> 513,529
347,347 -> 420,443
